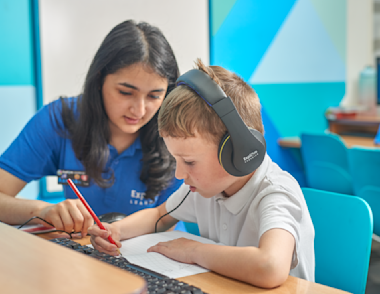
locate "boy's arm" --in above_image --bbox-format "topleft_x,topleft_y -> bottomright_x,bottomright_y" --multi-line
89,202 -> 178,255
148,228 -> 295,289
117,202 -> 178,239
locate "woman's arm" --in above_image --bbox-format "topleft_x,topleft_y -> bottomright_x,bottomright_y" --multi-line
0,168 -> 48,224
0,168 -> 94,236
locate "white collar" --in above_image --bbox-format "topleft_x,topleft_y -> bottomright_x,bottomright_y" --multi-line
214,154 -> 270,215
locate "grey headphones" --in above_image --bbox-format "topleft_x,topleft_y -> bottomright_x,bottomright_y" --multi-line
176,69 -> 266,177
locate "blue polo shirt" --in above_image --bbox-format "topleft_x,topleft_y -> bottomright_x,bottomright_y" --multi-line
0,97 -> 183,216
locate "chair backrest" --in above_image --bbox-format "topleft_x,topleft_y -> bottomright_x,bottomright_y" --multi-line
348,147 -> 380,235
302,188 -> 373,294
301,133 -> 353,194
183,222 -> 200,236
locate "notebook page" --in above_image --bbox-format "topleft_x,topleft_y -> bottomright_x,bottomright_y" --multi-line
127,252 -> 208,278
118,231 -> 220,278
120,230 -> 218,256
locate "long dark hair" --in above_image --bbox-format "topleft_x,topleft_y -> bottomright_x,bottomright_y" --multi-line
51,20 -> 179,200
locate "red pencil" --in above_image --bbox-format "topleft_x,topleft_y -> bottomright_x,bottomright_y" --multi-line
67,178 -> 121,255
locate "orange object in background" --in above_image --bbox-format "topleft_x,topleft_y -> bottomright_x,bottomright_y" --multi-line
326,107 -> 358,120
334,112 -> 357,120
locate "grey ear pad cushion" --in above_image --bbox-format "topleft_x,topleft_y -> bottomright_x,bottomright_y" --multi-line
218,129 -> 266,177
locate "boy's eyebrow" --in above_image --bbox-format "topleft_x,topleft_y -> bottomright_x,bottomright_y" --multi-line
118,82 -> 165,93
174,152 -> 193,157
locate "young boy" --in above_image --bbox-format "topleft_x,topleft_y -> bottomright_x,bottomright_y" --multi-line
89,60 -> 315,288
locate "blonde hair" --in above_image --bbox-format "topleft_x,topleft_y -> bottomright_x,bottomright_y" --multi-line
158,59 -> 264,145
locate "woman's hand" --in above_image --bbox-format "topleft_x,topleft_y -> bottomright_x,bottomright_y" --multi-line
88,222 -> 122,256
38,199 -> 94,237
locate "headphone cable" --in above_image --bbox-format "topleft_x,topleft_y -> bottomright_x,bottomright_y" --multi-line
154,189 -> 191,233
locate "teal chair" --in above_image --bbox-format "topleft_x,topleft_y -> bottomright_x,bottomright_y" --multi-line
300,133 -> 353,194
303,188 -> 373,294
348,147 -> 380,235
183,222 -> 200,236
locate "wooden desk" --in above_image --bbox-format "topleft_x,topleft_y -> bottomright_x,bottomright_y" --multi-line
279,115 -> 380,149
0,224 -> 146,294
327,115 -> 380,136
278,135 -> 378,149
37,233 -> 349,294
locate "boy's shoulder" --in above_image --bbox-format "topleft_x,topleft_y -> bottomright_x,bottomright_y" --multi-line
239,154 -> 302,201
263,158 -> 301,192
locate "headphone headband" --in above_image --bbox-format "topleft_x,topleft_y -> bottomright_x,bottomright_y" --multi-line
176,69 -> 226,106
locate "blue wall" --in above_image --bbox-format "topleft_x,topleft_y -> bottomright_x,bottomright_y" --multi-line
210,0 -> 347,185
0,0 -> 39,199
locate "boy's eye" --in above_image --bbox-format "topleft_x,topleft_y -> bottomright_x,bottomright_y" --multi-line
184,161 -> 195,166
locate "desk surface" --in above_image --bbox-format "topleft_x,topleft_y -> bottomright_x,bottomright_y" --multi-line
327,115 -> 380,136
37,233 -> 348,294
278,135 -> 378,149
0,224 -> 146,294
327,115 -> 380,124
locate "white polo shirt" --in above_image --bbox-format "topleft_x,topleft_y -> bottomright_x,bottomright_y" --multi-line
166,154 -> 315,282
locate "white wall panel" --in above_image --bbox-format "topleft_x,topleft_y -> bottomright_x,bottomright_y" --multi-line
39,0 -> 209,104
38,0 -> 209,192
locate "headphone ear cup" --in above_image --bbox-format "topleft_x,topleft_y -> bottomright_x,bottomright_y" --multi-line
218,129 -> 266,177
218,133 -> 246,177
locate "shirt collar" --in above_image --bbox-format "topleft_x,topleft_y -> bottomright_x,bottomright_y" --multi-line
214,154 -> 270,215
108,136 -> 142,159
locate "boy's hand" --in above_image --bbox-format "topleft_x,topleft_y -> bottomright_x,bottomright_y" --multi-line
88,222 -> 122,256
147,237 -> 201,264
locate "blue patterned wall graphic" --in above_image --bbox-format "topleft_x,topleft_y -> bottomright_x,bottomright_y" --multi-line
210,0 -> 347,185
210,0 -> 296,81
0,0 -> 39,199
0,0 -> 35,86
0,86 -> 39,199
210,0 -> 237,36
249,0 -> 345,84
310,0 -> 346,62
256,82 -> 345,137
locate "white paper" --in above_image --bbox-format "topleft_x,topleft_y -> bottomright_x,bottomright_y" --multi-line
127,252 -> 208,278
118,231 -> 219,278
87,231 -> 221,278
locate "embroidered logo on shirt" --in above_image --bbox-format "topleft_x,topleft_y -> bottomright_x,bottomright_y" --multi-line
130,190 -> 154,205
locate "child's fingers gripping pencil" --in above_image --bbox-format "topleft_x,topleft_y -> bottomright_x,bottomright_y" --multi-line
67,178 -> 121,256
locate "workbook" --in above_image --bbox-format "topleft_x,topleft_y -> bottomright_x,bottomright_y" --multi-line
118,231 -> 221,279
11,224 -> 56,234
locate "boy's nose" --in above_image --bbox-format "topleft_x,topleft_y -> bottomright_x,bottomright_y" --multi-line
175,162 -> 186,180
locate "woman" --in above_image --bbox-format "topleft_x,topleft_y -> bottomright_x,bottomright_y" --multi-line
0,20 -> 182,237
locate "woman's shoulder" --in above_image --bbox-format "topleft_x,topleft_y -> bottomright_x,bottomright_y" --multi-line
23,96 -> 80,137
47,96 -> 80,112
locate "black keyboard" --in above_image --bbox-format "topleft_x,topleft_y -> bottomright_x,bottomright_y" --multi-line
50,238 -> 207,294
